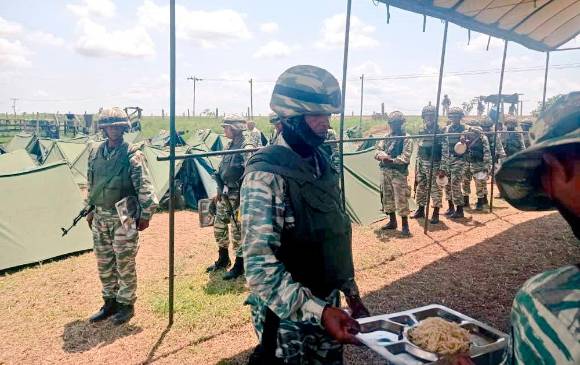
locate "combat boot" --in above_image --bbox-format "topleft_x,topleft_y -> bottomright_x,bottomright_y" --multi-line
475,197 -> 484,211
223,256 -> 244,280
380,213 -> 397,230
206,248 -> 231,272
111,303 -> 134,325
89,297 -> 117,323
463,196 -> 470,209
411,206 -> 425,219
444,201 -> 455,216
401,216 -> 410,236
450,205 -> 464,219
430,207 -> 440,224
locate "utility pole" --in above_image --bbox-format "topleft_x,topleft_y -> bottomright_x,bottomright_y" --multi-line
187,76 -> 202,117
10,98 -> 18,115
359,74 -> 364,129
249,78 -> 254,120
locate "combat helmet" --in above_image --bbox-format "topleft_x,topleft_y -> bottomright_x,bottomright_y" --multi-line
221,114 -> 247,132
504,115 -> 518,127
270,65 -> 341,118
448,106 -> 464,119
496,91 -> 580,211
97,107 -> 130,130
479,115 -> 494,128
520,119 -> 533,131
421,104 -> 437,118
388,111 -> 406,125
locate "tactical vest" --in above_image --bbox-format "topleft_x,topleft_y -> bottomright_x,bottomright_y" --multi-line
218,137 -> 246,188
88,142 -> 136,209
504,134 -> 522,157
380,137 -> 409,173
447,124 -> 466,157
245,145 -> 354,298
467,138 -> 484,162
418,130 -> 442,161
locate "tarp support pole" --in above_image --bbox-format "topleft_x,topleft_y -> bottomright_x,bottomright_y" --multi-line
489,40 -> 509,214
423,20 -> 448,234
542,51 -> 550,110
359,74 -> 364,130
168,0 -> 176,326
339,0 -> 353,210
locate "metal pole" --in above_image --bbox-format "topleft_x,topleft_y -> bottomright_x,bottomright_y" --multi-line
490,40 -> 509,214
249,78 -> 254,120
542,52 -> 550,110
193,77 -> 196,117
359,74 -> 364,130
424,20 -> 448,234
168,0 -> 176,326
338,0 -> 352,210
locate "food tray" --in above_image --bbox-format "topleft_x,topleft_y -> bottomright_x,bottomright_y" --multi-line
356,304 -> 509,365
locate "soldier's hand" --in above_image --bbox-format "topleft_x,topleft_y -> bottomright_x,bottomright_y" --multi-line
86,211 -> 94,229
321,306 -> 361,345
138,219 -> 150,231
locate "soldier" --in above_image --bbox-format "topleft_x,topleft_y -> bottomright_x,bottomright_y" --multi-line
323,126 -> 340,171
246,120 -> 266,147
519,119 -> 533,148
241,65 -> 368,364
496,92 -> 580,365
462,126 -> 492,210
268,114 -> 283,145
207,115 -> 254,281
85,107 -> 158,325
502,116 -> 525,158
442,94 -> 451,116
375,111 -> 413,235
411,104 -> 443,224
441,107 -> 467,219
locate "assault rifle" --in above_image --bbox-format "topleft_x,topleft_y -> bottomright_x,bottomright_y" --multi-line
61,205 -> 94,237
214,174 -> 240,232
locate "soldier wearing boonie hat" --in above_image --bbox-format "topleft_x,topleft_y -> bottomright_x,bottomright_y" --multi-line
241,65 -> 368,364
441,106 -> 468,218
268,113 -> 283,145
496,92 -> 580,365
501,115 -> 525,158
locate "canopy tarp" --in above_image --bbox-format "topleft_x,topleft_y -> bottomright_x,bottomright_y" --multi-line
43,141 -> 87,169
0,162 -> 92,271
6,133 -> 35,152
484,93 -> 520,104
0,149 -> 37,174
124,131 -> 144,144
377,0 -> 580,51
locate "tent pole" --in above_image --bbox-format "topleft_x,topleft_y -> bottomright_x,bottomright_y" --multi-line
489,40 -> 509,214
339,0 -> 352,210
542,51 -> 550,110
359,74 -> 364,130
168,0 -> 176,326
423,20 -> 448,234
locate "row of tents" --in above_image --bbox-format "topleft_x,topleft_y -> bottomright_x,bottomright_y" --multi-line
1,128 -> 387,271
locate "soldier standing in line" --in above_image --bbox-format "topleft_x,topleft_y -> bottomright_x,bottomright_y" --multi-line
461,120 -> 480,210
519,119 -> 533,148
442,94 -> 451,116
411,104 -> 443,224
241,65 -> 368,364
502,116 -> 525,158
441,107 -> 467,219
268,114 -> 283,145
462,126 -> 492,211
323,125 -> 341,171
375,111 -> 413,235
479,116 -> 506,179
207,115 -> 254,281
86,107 -> 158,325
246,120 -> 266,147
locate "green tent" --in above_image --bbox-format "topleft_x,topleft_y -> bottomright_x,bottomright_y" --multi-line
0,150 -> 37,174
142,145 -> 188,200
0,162 -> 92,271
124,131 -> 144,144
6,133 -> 35,152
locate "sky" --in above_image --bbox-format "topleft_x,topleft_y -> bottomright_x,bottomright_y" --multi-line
1,0 -> 579,117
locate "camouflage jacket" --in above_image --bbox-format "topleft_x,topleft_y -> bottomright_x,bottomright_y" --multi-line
502,131 -> 525,157
244,128 -> 264,148
87,140 -> 158,220
488,133 -> 507,160
375,133 -> 413,167
441,124 -> 466,170
466,133 -> 492,170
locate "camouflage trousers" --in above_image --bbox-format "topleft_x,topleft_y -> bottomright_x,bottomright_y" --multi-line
92,208 -> 139,305
214,191 -> 242,257
415,158 -> 443,208
463,162 -> 489,198
381,168 -> 410,216
444,157 -> 467,206
246,291 -> 343,364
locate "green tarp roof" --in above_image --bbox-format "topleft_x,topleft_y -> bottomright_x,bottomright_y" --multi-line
6,133 -> 35,153
0,162 -> 92,271
0,150 -> 37,174
142,145 -> 188,199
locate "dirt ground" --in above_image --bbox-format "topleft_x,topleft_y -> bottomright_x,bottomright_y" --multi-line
1,196 -> 579,365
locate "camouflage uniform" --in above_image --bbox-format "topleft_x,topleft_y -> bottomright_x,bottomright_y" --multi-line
245,127 -> 265,148
519,120 -> 533,149
501,117 -> 525,158
462,128 -> 492,199
415,126 -> 443,209
376,133 -> 413,216
441,116 -> 467,207
87,140 -> 158,305
324,128 -> 340,171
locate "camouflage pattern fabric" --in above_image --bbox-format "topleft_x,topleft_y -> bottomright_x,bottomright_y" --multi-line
381,168 -> 411,216
245,128 -> 264,148
510,265 -> 580,365
415,158 -> 443,208
325,128 -> 340,171
463,134 -> 492,198
441,124 -> 467,206
87,139 -> 158,305
502,131 -> 525,157
240,135 -> 347,364
214,192 -> 242,257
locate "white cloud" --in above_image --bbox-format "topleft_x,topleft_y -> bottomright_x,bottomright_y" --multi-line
260,22 -> 279,33
253,40 -> 293,59
0,38 -> 32,68
462,34 -> 503,52
74,18 -> 154,57
67,0 -> 116,18
27,31 -> 66,47
316,14 -> 379,49
0,16 -> 23,36
138,0 -> 251,48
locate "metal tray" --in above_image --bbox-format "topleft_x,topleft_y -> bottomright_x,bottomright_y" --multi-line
356,304 -> 509,365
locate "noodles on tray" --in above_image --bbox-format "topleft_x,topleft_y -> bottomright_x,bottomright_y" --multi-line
408,317 -> 471,355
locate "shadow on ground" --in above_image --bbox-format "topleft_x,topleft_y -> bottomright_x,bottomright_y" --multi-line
62,319 -> 142,353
